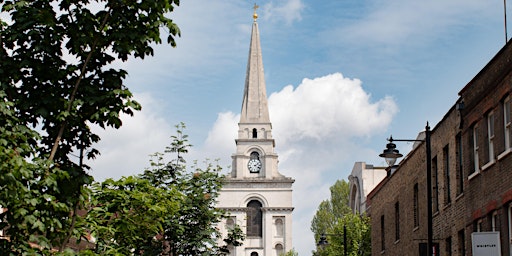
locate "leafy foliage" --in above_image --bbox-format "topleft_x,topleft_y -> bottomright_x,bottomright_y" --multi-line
80,123 -> 245,255
1,0 -> 181,163
311,180 -> 351,236
0,0 -> 181,254
83,176 -> 182,255
280,248 -> 299,256
0,90 -> 76,254
311,180 -> 371,256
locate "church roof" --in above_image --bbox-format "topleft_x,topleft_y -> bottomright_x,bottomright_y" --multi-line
240,16 -> 270,123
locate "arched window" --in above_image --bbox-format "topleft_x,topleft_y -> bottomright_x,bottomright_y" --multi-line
250,152 -> 259,160
250,252 -> 258,256
247,200 -> 263,237
252,128 -> 257,138
275,244 -> 284,255
350,184 -> 359,213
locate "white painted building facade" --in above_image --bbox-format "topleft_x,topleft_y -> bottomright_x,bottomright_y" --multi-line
348,162 -> 387,214
216,9 -> 294,256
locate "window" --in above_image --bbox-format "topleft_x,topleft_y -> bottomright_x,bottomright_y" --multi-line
381,215 -> 385,251
508,204 -> 512,255
491,211 -> 498,232
247,200 -> 262,237
458,229 -> 466,256
487,111 -> 495,163
470,124 -> 480,175
250,252 -> 258,256
395,202 -> 400,241
414,183 -> 419,228
456,133 -> 464,195
504,96 -> 511,150
475,219 -> 483,232
432,156 -> 439,212
444,145 -> 451,204
350,183 -> 360,214
250,152 -> 259,160
252,128 -> 257,138
275,244 -> 284,255
445,236 -> 452,256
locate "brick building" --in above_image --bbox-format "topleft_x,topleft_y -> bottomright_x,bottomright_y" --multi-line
367,39 -> 512,256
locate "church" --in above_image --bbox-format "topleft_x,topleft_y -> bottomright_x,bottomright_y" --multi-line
216,6 -> 295,256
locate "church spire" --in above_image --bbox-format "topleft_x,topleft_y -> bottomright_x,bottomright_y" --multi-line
216,8 -> 294,254
240,5 -> 270,123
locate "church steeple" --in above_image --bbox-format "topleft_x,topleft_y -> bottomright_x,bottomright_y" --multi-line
240,4 -> 270,124
216,7 -> 294,255
234,5 -> 276,179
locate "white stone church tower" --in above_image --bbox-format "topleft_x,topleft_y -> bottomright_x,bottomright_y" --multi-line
217,6 -> 294,256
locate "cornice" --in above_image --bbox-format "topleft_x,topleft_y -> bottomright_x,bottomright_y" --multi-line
218,207 -> 294,212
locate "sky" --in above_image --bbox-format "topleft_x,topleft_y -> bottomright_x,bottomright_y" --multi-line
87,0 -> 511,254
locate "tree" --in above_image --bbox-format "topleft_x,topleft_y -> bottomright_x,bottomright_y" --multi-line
80,123 -> 245,255
0,0 -> 180,253
311,180 -> 371,256
280,248 -> 299,256
0,90 -> 76,254
311,180 -> 351,236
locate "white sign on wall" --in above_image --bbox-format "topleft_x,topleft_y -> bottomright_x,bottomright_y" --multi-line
471,232 -> 501,256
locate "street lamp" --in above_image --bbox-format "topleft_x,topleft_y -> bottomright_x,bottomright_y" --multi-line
317,225 -> 347,256
379,123 -> 433,256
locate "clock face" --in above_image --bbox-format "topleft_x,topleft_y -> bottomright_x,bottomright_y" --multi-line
248,159 -> 262,173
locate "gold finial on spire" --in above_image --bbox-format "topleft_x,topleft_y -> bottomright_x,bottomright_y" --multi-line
253,3 -> 259,21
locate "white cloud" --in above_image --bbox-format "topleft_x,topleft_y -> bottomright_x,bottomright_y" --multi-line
193,112 -> 239,171
88,93 -> 172,181
199,72 -> 397,254
262,73 -> 397,253
269,73 -> 397,144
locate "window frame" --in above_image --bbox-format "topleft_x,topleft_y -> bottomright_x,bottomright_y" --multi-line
443,145 -> 451,204
246,200 -> 263,237
469,124 -> 480,178
458,229 -> 466,256
381,215 -> 385,251
432,156 -> 439,212
456,133 -> 464,195
476,219 -> 483,232
504,96 -> 511,150
508,204 -> 512,254
445,236 -> 452,256
486,111 -> 495,165
491,210 -> 498,232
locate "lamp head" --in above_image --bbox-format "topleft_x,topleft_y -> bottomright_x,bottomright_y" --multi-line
379,138 -> 403,166
317,233 -> 328,248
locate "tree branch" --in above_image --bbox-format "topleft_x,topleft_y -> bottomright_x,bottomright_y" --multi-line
49,9 -> 111,161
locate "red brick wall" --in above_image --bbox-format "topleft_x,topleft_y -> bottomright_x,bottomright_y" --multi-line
368,40 -> 512,256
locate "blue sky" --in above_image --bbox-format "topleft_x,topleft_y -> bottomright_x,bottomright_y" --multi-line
89,0 -> 511,254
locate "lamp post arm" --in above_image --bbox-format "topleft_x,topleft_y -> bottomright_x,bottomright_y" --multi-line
388,138 -> 424,143
388,122 -> 431,143
318,225 -> 348,256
